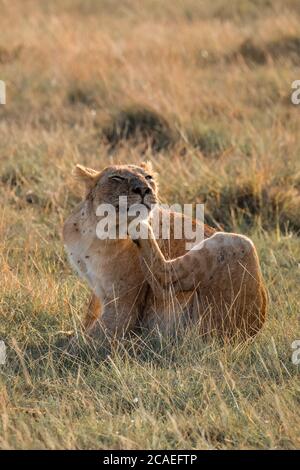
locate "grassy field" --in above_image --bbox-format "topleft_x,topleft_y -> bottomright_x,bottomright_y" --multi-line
0,0 -> 300,449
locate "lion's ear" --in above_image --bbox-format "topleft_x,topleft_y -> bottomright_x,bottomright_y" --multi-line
73,164 -> 100,190
140,161 -> 153,173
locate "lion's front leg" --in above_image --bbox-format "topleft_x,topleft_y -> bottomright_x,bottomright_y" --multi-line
65,296 -> 139,356
63,294 -> 101,355
85,297 -> 140,348
84,294 -> 102,329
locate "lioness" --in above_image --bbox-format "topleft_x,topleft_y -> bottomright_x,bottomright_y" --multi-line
63,162 -> 267,348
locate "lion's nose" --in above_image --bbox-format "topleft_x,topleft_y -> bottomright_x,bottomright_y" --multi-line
132,183 -> 151,198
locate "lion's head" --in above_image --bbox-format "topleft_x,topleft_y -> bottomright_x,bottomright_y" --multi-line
74,162 -> 158,220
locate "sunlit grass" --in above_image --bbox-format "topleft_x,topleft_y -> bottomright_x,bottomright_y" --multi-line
0,0 -> 300,449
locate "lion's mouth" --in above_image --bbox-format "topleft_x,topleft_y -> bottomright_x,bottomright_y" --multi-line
114,194 -> 157,213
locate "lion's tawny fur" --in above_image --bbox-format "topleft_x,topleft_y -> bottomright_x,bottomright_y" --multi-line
63,163 -> 267,345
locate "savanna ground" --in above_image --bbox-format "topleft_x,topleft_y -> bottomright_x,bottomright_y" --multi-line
0,0 -> 300,450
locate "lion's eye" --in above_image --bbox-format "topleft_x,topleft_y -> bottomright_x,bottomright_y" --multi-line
110,175 -> 125,183
145,175 -> 153,180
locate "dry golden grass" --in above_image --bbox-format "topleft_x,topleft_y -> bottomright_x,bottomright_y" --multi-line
0,0 -> 300,449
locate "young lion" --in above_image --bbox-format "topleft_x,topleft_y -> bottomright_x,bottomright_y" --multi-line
63,163 -> 267,348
